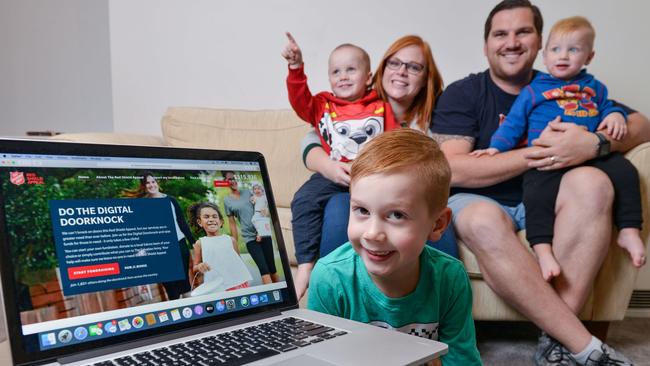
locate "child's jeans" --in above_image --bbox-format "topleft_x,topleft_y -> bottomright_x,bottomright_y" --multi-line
291,173 -> 348,264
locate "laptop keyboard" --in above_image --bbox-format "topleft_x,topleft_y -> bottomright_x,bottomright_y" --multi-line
89,317 -> 347,366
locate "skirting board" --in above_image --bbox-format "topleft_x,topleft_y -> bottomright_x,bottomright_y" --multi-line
625,308 -> 650,318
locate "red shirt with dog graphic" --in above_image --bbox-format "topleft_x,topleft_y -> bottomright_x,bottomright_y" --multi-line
287,65 -> 399,162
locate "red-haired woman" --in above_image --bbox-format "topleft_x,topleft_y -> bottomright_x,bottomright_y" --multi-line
293,35 -> 457,299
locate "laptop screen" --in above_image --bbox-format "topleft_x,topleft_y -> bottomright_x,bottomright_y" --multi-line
0,140 -> 296,363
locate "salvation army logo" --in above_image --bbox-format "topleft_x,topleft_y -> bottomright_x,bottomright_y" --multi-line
10,171 -> 25,185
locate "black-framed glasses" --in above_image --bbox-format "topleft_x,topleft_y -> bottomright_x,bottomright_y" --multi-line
386,57 -> 425,75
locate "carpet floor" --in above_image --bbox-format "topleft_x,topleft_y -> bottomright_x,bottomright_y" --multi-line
476,318 -> 650,365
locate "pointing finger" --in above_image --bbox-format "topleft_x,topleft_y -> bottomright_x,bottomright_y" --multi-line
286,32 -> 296,45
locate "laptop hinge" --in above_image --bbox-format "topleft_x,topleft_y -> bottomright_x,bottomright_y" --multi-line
58,310 -> 283,364
281,303 -> 299,311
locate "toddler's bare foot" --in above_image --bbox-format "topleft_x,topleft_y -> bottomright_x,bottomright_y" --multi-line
617,228 -> 647,268
533,244 -> 561,282
538,255 -> 561,282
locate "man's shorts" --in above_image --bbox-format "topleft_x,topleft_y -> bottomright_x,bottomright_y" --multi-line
447,193 -> 526,231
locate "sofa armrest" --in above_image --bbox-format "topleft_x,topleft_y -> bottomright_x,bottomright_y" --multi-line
589,142 -> 650,319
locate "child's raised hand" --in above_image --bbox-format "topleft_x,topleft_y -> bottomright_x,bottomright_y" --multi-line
282,32 -> 303,69
597,112 -> 627,140
470,147 -> 499,157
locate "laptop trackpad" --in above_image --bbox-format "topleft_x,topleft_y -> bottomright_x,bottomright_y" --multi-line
269,354 -> 336,366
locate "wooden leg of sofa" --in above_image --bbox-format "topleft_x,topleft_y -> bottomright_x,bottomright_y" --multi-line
584,321 -> 610,342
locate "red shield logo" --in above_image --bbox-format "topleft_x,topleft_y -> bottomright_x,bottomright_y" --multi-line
10,171 -> 25,185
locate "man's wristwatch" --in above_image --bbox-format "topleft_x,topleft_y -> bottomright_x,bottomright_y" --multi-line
595,132 -> 611,157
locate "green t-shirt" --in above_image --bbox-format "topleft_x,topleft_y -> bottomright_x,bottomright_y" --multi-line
307,243 -> 482,366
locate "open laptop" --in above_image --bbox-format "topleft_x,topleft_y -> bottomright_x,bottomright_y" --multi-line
0,138 -> 447,366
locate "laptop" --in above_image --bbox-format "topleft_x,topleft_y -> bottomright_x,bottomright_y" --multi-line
0,138 -> 447,366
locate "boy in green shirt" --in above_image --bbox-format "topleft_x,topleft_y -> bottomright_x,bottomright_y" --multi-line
307,128 -> 482,365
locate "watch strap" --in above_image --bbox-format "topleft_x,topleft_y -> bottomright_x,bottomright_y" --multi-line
595,132 -> 610,157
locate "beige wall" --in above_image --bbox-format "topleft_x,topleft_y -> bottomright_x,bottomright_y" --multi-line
109,0 -> 650,135
1,1 -> 648,136
0,0 -> 113,136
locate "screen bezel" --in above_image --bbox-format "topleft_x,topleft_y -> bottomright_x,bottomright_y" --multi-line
0,138 -> 298,365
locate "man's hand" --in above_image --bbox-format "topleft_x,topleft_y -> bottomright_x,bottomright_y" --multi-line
322,160 -> 352,187
469,147 -> 499,157
526,117 -> 598,170
598,112 -> 627,140
281,32 -> 303,69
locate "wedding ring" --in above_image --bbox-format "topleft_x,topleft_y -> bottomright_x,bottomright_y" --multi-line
550,156 -> 556,163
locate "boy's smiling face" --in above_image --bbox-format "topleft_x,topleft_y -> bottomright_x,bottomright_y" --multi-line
328,47 -> 372,102
543,28 -> 595,81
348,168 -> 446,296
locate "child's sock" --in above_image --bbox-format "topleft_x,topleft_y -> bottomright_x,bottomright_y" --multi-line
571,336 -> 602,365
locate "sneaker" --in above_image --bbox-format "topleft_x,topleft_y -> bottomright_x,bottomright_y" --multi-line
534,332 -> 577,366
584,343 -> 633,365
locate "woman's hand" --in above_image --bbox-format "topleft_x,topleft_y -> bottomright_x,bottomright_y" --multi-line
193,262 -> 211,273
525,117 -> 598,170
305,144 -> 351,186
322,160 -> 352,187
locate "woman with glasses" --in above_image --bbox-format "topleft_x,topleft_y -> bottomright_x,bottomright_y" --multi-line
295,35 -> 458,298
222,171 -> 280,285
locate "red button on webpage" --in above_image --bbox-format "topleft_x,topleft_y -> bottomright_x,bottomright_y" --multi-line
214,180 -> 230,187
68,263 -> 120,280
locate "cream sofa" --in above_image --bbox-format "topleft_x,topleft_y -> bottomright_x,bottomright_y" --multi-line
53,106 -> 650,331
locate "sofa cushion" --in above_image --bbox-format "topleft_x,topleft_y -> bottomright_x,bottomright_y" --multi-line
161,107 -> 313,208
